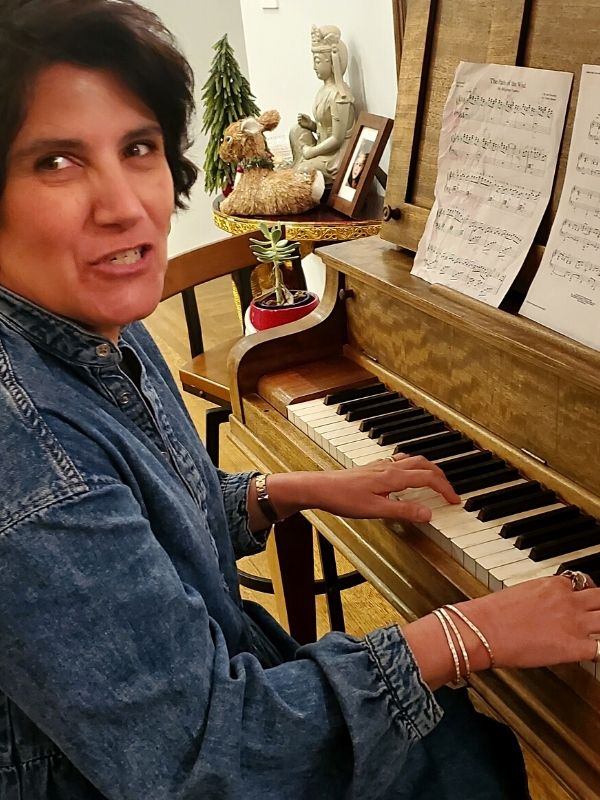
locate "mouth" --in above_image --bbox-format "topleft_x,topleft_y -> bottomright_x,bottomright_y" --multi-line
92,244 -> 151,267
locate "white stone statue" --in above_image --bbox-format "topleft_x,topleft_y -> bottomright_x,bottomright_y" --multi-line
289,25 -> 355,187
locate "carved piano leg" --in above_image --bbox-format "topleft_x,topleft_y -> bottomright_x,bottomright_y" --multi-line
266,513 -> 317,644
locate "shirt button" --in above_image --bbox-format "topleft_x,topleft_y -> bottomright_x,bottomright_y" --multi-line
118,392 -> 131,406
96,343 -> 111,358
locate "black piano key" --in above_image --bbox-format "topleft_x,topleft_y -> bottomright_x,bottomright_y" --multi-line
324,382 -> 386,405
439,450 -> 493,474
557,552 -> 600,575
452,466 -> 519,495
442,455 -> 501,480
378,420 -> 446,446
406,435 -> 473,460
516,516 -> 595,549
465,481 -> 542,512
358,401 -> 413,432
337,391 -> 398,415
477,489 -> 556,522
369,411 -> 433,438
393,431 -> 464,456
500,506 -> 581,539
530,525 -> 600,562
369,406 -> 424,439
588,570 -> 600,586
345,397 -> 405,422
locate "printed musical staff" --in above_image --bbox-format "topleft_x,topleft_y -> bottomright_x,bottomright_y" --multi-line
456,92 -> 554,134
444,170 -> 541,217
576,152 -> 600,177
413,62 -> 572,308
522,66 -> 600,351
449,132 -> 548,177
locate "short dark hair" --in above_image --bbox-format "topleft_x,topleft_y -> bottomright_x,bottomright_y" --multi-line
0,0 -> 198,208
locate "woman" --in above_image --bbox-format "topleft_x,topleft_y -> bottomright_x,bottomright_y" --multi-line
0,2 -> 598,799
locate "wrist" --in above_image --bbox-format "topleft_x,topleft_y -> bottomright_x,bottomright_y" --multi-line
253,473 -> 280,524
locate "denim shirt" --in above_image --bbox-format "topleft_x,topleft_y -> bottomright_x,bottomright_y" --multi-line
0,288 -> 528,800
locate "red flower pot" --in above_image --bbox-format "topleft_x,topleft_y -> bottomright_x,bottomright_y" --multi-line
249,291 -> 319,331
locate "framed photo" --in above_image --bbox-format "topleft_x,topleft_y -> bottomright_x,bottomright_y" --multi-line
328,112 -> 393,218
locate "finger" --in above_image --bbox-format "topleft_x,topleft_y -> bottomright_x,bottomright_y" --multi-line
392,454 -> 449,482
375,497 -> 432,523
382,467 -> 460,504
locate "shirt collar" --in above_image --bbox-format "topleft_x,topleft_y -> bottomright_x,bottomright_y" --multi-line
0,286 -> 123,366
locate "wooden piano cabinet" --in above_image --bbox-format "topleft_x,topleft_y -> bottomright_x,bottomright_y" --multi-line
229,0 -> 600,794
228,242 -> 600,796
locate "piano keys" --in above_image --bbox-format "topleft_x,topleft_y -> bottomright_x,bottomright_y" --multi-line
287,382 -> 600,611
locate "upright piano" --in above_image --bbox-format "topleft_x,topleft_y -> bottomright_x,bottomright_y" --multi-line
229,1 -> 600,796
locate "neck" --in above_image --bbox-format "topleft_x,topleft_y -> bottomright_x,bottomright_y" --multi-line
240,154 -> 274,171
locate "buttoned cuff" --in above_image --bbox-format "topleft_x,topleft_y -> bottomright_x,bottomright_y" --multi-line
365,624 -> 443,742
217,469 -> 270,558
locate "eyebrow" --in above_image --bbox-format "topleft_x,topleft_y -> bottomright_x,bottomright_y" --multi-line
11,124 -> 164,164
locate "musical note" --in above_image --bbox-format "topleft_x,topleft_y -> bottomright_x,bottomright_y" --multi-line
413,61 -> 572,308
522,66 -> 600,349
576,152 -> 600,177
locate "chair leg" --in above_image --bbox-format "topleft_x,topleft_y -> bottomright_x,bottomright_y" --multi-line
205,405 -> 231,467
317,533 -> 346,632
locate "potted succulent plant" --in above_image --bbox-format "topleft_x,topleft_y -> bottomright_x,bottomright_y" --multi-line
248,223 -> 319,331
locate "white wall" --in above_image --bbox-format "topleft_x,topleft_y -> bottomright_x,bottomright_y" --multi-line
239,1 -> 398,161
142,2 -> 398,257
142,0 -> 247,256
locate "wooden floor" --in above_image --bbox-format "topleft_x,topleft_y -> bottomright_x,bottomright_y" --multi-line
146,275 -> 571,800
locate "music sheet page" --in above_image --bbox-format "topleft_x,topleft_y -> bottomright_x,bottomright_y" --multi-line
412,62 -> 572,307
521,66 -> 600,350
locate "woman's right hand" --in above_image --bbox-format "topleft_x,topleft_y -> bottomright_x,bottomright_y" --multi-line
456,574 -> 600,670
403,574 -> 600,690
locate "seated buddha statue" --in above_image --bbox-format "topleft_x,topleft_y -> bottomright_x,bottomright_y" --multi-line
289,25 -> 355,187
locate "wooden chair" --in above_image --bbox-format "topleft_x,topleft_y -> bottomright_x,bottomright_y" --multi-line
161,232 -> 363,640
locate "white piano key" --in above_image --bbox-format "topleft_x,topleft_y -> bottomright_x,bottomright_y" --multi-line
448,503 -> 565,554
434,495 -> 562,538
489,542 -> 600,590
451,529 -> 503,564
351,447 -> 396,466
499,565 -> 557,589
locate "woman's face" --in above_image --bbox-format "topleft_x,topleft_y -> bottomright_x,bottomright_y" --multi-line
313,53 -> 333,81
0,63 -> 174,342
352,155 -> 366,180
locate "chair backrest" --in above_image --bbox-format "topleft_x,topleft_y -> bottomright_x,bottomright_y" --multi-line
162,231 -> 260,358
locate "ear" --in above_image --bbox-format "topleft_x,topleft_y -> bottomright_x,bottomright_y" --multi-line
258,110 -> 281,131
240,117 -> 264,135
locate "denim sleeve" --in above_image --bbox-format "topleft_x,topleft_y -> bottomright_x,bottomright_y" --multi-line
216,468 -> 270,557
0,482 -> 443,800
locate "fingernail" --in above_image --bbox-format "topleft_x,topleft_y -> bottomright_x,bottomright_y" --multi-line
416,508 -> 431,522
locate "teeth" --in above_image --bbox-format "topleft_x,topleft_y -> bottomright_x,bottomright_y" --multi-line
109,247 -> 143,265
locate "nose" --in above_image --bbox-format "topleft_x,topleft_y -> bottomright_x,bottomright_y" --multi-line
90,163 -> 146,229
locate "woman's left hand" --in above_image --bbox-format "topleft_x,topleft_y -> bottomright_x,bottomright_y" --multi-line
266,454 -> 460,525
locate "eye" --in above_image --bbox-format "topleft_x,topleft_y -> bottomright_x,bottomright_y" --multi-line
35,154 -> 74,171
125,141 -> 156,158
224,136 -> 233,144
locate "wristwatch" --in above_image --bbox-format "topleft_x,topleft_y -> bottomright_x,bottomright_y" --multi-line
254,473 -> 279,524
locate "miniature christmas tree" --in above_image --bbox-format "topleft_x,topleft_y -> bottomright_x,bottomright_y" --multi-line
200,34 -> 260,195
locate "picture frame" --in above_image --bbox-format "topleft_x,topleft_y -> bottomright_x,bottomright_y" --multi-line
327,112 -> 394,218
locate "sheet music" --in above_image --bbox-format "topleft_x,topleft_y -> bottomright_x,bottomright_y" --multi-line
521,66 -> 600,350
412,62 -> 572,307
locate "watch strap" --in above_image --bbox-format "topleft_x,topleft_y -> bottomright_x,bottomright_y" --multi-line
254,473 -> 279,524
